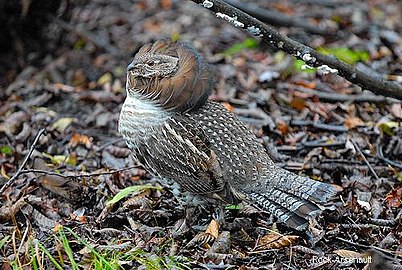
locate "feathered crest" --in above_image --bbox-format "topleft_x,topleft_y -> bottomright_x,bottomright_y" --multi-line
127,39 -> 213,112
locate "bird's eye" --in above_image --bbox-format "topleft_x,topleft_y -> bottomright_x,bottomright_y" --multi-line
148,60 -> 160,66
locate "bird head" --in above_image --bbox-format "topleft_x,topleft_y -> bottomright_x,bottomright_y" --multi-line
126,39 -> 213,112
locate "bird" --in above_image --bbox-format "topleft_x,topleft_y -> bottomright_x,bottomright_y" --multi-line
118,39 -> 340,231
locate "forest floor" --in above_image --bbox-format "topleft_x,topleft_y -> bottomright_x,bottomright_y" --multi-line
0,0 -> 401,269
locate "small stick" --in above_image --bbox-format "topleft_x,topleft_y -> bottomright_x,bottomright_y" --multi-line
335,237 -> 400,258
0,128 -> 46,195
351,140 -> 380,181
19,165 -> 140,179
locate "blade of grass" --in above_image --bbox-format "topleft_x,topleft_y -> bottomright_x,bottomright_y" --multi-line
58,229 -> 80,270
0,236 -> 10,250
33,239 -> 64,270
64,227 -> 115,269
29,244 -> 39,270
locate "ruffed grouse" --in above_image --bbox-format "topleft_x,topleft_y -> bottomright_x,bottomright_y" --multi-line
119,39 -> 339,230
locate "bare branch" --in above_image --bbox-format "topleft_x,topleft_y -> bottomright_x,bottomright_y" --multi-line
19,165 -> 141,179
190,0 -> 402,100
277,83 -> 400,104
0,128 -> 46,195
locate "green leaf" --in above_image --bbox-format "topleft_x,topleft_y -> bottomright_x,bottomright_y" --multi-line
32,239 -> 64,270
378,121 -> 399,136
317,47 -> 369,64
0,145 -> 13,155
223,38 -> 259,56
225,204 -> 242,210
106,185 -> 162,207
396,171 -> 402,182
0,236 -> 10,250
42,153 -> 77,166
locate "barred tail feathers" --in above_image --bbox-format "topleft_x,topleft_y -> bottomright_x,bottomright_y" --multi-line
250,168 -> 340,230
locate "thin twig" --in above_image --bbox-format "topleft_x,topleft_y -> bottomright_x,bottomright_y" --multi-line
351,140 -> 380,181
278,83 -> 400,104
190,0 -> 402,100
301,162 -> 392,175
19,165 -> 140,179
373,147 -> 402,170
0,128 -> 46,195
290,120 -> 347,132
366,218 -> 397,227
335,237 -> 401,258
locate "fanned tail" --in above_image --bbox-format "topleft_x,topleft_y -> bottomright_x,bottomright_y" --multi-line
249,167 -> 340,230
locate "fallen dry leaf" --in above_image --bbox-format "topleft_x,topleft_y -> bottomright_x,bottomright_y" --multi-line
160,0 -> 172,9
277,121 -> 290,135
385,187 -> 402,208
333,249 -> 363,258
344,117 -> 364,129
256,233 -> 299,250
0,111 -> 30,136
290,97 -> 306,111
390,104 -> 402,119
69,133 -> 93,149
294,80 -> 316,89
205,219 -> 220,239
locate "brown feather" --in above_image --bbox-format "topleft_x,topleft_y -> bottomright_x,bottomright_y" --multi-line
127,39 -> 212,112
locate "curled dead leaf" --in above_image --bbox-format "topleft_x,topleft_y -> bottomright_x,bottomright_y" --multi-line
70,207 -> 87,223
390,104 -> 402,119
277,121 -> 290,135
0,111 -> 30,137
333,249 -> 363,258
188,232 -> 216,248
205,219 -> 220,239
160,0 -> 172,9
106,145 -> 131,158
385,187 -> 402,208
290,97 -> 306,111
123,189 -> 151,208
0,197 -> 27,222
344,117 -> 364,129
78,90 -> 122,103
69,133 -> 93,149
256,233 -> 299,250
294,80 -> 316,89
15,122 -> 31,142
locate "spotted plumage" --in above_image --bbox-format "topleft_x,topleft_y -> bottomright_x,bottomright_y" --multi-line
119,39 -> 340,230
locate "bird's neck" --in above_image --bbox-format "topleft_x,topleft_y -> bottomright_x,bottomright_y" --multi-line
124,93 -> 164,115
118,93 -> 171,143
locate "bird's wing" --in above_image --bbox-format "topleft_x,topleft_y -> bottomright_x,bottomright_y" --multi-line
136,117 -> 235,202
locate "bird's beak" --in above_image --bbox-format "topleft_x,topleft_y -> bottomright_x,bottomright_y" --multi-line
127,62 -> 136,72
